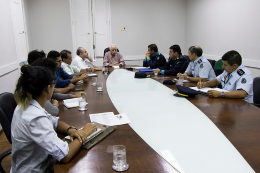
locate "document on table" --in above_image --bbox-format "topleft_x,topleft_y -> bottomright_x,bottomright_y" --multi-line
89,112 -> 131,126
190,87 -> 229,95
173,78 -> 190,83
113,66 -> 120,69
88,73 -> 98,77
132,67 -> 149,69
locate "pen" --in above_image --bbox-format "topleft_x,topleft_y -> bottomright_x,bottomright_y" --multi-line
199,78 -> 201,88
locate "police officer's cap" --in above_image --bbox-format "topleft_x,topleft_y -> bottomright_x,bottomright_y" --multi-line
134,72 -> 150,78
163,80 -> 176,85
174,85 -> 199,98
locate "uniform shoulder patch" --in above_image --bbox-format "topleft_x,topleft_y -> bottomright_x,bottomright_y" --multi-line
200,64 -> 204,68
198,59 -> 202,64
157,57 -> 160,60
241,78 -> 247,84
237,69 -> 245,76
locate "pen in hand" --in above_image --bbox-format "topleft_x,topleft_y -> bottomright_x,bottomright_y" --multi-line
199,78 -> 202,89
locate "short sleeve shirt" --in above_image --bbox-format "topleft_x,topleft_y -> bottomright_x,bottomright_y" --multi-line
216,65 -> 253,103
185,56 -> 216,81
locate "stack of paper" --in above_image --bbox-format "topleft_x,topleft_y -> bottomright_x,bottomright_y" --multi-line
63,98 -> 88,108
89,112 -> 131,126
190,87 -> 229,95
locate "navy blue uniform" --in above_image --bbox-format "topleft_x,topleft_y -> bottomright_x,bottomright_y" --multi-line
143,52 -> 166,69
159,55 -> 188,75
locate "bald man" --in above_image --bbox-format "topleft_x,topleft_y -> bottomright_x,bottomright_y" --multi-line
103,44 -> 125,66
177,46 -> 216,83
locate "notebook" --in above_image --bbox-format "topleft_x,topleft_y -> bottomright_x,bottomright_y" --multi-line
64,122 -> 117,149
63,98 -> 88,108
189,87 -> 229,96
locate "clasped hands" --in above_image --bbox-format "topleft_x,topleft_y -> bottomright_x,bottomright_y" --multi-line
68,123 -> 97,145
109,62 -> 120,66
145,52 -> 150,60
177,73 -> 188,80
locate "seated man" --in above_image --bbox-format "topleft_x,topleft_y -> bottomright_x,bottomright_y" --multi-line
103,44 -> 125,67
153,45 -> 188,75
61,49 -> 85,75
27,49 -> 46,64
197,50 -> 253,103
47,50 -> 88,88
143,44 -> 166,69
178,46 -> 216,82
72,47 -> 99,70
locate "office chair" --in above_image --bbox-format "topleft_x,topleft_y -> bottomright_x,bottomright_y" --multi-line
214,59 -> 224,76
253,77 -> 260,108
183,55 -> 190,63
0,92 -> 17,173
179,61 -> 189,73
207,59 -> 216,69
103,47 -> 119,58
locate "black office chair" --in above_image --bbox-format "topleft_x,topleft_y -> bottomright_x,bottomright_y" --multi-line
103,47 -> 119,58
207,59 -> 216,69
183,55 -> 190,62
179,60 -> 189,73
253,77 -> 260,108
0,92 -> 17,173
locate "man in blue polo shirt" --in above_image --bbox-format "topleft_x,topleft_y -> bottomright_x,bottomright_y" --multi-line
143,44 -> 166,69
47,51 -> 88,88
153,45 -> 188,75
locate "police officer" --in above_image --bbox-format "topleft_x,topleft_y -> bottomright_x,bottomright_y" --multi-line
197,50 -> 253,103
177,46 -> 216,83
153,45 -> 188,76
143,44 -> 166,69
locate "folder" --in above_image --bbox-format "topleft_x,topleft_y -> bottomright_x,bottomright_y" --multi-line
139,69 -> 153,72
64,122 -> 117,149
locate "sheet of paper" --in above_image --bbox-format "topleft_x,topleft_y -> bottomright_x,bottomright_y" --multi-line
113,66 -> 120,69
173,78 -> 190,83
190,87 -> 229,93
89,112 -> 131,126
132,67 -> 148,69
88,73 -> 98,77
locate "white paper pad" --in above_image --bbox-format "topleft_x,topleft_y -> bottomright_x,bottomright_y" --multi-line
88,73 -> 98,77
132,67 -> 148,69
113,66 -> 120,69
190,87 -> 229,93
89,112 -> 131,126
63,98 -> 88,108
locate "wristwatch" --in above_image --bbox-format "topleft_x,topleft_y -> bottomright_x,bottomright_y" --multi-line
66,126 -> 77,134
221,91 -> 225,98
187,76 -> 190,80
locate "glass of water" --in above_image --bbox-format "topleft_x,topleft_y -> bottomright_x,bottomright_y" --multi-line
78,97 -> 87,111
104,68 -> 108,75
92,77 -> 97,86
154,70 -> 158,77
112,145 -> 129,171
96,82 -> 103,92
177,75 -> 184,86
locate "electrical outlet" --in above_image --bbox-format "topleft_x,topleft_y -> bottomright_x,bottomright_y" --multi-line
121,26 -> 126,31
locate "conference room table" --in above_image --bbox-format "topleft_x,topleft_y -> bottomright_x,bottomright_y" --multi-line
54,67 -> 260,173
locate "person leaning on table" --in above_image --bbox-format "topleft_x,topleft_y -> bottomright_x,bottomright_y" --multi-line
11,65 -> 96,172
197,50 -> 253,103
177,46 -> 216,82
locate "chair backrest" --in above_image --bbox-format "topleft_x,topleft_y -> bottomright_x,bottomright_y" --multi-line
179,61 -> 189,73
214,59 -> 223,70
0,92 -> 17,144
207,59 -> 216,69
103,47 -> 119,58
183,55 -> 190,62
253,77 -> 260,105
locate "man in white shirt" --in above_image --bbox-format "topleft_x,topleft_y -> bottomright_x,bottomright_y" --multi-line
72,47 -> 101,71
61,49 -> 85,75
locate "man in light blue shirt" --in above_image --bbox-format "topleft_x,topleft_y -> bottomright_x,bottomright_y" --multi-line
197,50 -> 253,103
178,46 -> 216,83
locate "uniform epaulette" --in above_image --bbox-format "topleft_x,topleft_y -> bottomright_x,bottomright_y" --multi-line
198,59 -> 202,64
237,69 -> 245,76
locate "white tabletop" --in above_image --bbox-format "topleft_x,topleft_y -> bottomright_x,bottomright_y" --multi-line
106,69 -> 254,173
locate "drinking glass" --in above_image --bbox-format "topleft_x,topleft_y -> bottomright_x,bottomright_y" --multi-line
112,145 -> 129,171
78,97 -> 87,111
104,68 -> 108,75
92,77 -> 97,86
177,75 -> 184,86
154,70 -> 158,77
96,82 -> 103,92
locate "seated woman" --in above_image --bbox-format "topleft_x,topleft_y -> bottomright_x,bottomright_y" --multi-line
11,65 -> 96,172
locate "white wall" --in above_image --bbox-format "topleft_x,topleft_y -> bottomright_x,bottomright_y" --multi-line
25,0 -> 73,54
186,0 -> 260,77
110,0 -> 187,60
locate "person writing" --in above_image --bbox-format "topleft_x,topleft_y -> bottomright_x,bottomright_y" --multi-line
11,65 -> 96,172
197,50 -> 253,103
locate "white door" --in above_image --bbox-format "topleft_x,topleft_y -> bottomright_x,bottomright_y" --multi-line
10,0 -> 28,61
70,0 -> 94,58
70,0 -> 111,59
92,0 -> 111,57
